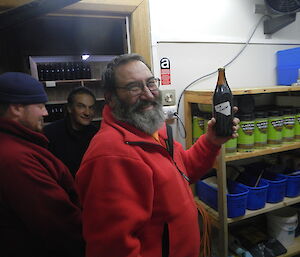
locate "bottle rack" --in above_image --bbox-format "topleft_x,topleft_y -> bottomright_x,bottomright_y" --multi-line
184,85 -> 300,257
29,55 -> 114,125
37,62 -> 92,81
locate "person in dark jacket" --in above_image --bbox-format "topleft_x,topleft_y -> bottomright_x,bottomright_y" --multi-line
76,53 -> 240,257
0,72 -> 85,257
44,86 -> 98,177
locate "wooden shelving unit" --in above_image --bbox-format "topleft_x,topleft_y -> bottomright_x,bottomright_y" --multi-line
47,97 -> 105,105
196,195 -> 300,224
184,85 -> 300,257
225,141 -> 300,162
280,237 -> 300,257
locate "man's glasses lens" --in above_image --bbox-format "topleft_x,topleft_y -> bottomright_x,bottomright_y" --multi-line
128,78 -> 160,96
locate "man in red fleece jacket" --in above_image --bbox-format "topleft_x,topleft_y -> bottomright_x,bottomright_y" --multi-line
0,72 -> 85,257
76,54 -> 239,257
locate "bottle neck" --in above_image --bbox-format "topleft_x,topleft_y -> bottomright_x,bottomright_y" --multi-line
217,68 -> 226,86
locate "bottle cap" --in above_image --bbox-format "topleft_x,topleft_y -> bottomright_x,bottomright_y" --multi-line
238,113 -> 254,121
268,110 -> 280,116
254,111 -> 268,118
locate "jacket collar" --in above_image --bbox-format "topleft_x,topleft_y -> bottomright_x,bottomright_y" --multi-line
0,117 -> 49,148
64,115 -> 90,139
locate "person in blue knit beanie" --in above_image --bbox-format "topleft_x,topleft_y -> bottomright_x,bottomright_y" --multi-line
0,72 -> 85,257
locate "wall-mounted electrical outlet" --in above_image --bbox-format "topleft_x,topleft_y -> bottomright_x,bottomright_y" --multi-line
162,105 -> 177,119
161,89 -> 176,106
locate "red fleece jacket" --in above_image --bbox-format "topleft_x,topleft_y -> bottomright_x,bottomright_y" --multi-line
0,118 -> 84,257
76,105 -> 220,257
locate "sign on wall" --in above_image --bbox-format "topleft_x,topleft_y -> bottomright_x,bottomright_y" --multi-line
160,57 -> 171,85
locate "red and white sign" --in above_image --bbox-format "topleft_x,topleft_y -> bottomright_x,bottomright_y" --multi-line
160,57 -> 171,86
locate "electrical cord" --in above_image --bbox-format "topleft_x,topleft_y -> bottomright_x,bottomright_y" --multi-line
176,14 -> 271,139
173,111 -> 187,138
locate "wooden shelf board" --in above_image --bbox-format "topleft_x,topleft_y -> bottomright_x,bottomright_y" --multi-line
229,196 -> 300,223
184,85 -> 300,105
43,79 -> 103,88
279,236 -> 300,257
47,97 -> 104,105
225,142 -> 300,162
44,117 -> 103,125
186,85 -> 300,96
196,196 -> 300,224
92,117 -> 103,121
47,100 -> 67,105
43,78 -> 101,83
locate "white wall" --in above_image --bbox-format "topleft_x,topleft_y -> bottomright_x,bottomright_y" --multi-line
148,0 -> 300,145
149,0 -> 300,44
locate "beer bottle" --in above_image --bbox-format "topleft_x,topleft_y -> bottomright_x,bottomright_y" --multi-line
213,68 -> 233,137
37,64 -> 45,81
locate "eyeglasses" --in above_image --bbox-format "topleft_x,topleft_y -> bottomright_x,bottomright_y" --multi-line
115,77 -> 160,97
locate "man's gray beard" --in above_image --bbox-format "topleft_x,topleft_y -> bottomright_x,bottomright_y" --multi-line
111,93 -> 165,135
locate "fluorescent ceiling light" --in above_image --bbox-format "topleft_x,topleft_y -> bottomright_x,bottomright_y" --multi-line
81,54 -> 90,61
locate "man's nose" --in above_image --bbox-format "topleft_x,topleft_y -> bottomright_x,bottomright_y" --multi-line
83,107 -> 91,115
140,84 -> 155,100
43,106 -> 48,116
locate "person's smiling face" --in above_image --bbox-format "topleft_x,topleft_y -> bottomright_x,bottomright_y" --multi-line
68,93 -> 95,131
110,60 -> 165,135
18,103 -> 48,132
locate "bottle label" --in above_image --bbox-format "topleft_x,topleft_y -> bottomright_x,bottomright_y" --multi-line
255,120 -> 268,133
271,119 -> 283,131
283,116 -> 295,129
240,122 -> 255,135
214,101 -> 231,116
192,116 -> 205,143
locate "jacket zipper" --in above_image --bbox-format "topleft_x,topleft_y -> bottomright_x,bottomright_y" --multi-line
125,141 -> 190,183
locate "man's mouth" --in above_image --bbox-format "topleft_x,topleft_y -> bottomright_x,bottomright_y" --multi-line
136,101 -> 156,112
141,104 -> 154,111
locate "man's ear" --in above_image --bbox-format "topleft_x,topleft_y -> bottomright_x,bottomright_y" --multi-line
104,92 -> 114,108
9,104 -> 24,115
66,104 -> 72,114
6,104 -> 25,119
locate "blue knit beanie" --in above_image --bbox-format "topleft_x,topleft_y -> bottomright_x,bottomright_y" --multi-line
0,72 -> 48,104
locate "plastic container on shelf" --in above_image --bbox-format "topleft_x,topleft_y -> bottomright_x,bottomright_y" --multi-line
196,177 -> 249,218
237,113 -> 255,152
281,107 -> 295,143
267,110 -> 283,146
267,207 -> 298,247
295,107 -> 300,141
236,173 -> 269,210
192,114 -> 204,144
261,171 -> 287,203
254,111 -> 268,148
283,170 -> 300,197
277,47 -> 300,85
225,138 -> 237,154
203,112 -> 212,134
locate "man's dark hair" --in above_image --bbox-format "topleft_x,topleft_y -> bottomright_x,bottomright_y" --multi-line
102,53 -> 150,93
67,86 -> 96,106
